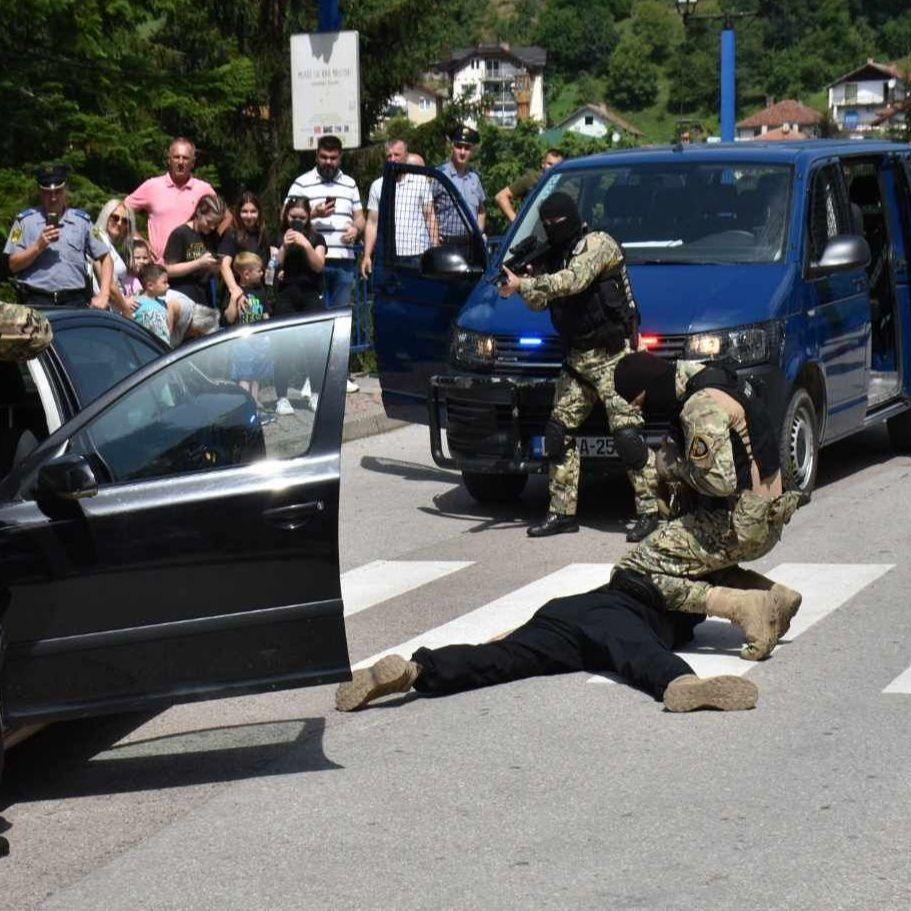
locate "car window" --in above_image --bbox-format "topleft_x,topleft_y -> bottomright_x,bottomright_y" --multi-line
808,164 -> 851,262
0,362 -> 49,477
52,325 -> 162,406
508,162 -> 793,264
68,320 -> 334,485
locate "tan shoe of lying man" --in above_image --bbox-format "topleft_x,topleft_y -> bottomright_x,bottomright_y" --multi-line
663,674 -> 758,712
336,655 -> 422,712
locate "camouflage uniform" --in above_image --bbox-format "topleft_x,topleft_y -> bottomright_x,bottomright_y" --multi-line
615,361 -> 802,612
520,232 -> 658,517
0,301 -> 52,361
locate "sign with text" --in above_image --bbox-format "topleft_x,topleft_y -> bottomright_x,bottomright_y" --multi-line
291,31 -> 361,150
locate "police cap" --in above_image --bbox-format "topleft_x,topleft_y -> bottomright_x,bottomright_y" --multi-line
35,164 -> 70,190
447,125 -> 480,146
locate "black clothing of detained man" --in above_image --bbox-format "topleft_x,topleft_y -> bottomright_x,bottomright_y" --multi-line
335,575 -> 758,713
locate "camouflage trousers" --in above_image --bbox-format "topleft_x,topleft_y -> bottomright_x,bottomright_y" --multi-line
614,490 -> 804,612
0,303 -> 52,362
549,344 -> 658,517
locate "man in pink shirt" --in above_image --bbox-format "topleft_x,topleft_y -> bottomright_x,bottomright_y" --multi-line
125,138 -> 215,262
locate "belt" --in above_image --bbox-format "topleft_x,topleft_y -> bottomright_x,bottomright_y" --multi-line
24,287 -> 89,306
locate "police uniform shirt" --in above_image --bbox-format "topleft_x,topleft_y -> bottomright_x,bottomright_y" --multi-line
3,207 -> 108,292
284,167 -> 363,262
434,160 -> 485,239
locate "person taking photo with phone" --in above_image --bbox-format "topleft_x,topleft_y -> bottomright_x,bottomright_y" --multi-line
4,165 -> 113,309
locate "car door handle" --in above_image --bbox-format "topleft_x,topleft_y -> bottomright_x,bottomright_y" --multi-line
263,501 -> 325,531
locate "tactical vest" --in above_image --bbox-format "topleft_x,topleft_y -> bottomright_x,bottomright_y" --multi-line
547,243 -> 639,353
681,364 -> 780,491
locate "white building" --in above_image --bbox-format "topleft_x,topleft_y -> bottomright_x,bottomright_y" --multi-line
551,104 -> 643,141
827,59 -> 907,135
385,84 -> 446,125
438,43 -> 546,128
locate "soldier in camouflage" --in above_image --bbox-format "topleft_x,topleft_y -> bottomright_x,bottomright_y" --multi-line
610,351 -> 806,661
499,192 -> 659,540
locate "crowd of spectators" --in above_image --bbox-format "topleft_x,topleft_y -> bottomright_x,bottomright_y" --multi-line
2,127 -> 563,392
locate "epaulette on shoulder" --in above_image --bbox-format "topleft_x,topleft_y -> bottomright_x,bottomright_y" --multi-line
70,208 -> 92,222
16,208 -> 37,220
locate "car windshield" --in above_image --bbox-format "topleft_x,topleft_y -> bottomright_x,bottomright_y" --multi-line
508,161 -> 793,264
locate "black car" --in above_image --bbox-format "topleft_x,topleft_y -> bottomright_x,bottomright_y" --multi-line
0,308 -> 351,751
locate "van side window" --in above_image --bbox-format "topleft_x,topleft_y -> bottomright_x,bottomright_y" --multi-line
808,165 -> 850,261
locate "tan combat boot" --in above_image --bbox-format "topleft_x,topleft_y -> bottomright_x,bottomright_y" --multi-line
713,566 -> 802,638
705,586 -> 781,661
663,674 -> 759,712
335,655 -> 422,712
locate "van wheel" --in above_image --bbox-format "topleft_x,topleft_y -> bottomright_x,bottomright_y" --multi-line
780,389 -> 819,494
461,471 -> 528,503
887,408 -> 911,452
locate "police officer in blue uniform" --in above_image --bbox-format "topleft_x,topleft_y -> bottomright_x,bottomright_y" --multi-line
435,125 -> 486,246
4,164 -> 112,308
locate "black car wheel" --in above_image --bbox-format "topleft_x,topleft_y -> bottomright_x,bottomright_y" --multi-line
886,408 -> 911,453
461,471 -> 528,503
780,388 -> 819,494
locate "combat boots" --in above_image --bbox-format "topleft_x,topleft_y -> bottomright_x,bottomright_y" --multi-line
663,674 -> 759,712
527,513 -> 580,537
705,586 -> 781,661
335,655 -> 422,712
712,566 -> 802,638
625,512 -> 659,542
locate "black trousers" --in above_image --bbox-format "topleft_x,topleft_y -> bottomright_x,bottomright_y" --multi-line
273,284 -> 323,398
413,589 -> 697,702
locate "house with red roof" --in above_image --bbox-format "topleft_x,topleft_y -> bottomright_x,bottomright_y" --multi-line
827,59 -> 907,135
735,99 -> 823,141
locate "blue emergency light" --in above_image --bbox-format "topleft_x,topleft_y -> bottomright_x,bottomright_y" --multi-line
519,337 -> 543,347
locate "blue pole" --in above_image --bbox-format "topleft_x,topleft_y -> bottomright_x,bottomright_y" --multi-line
720,27 -> 736,142
318,0 -> 341,31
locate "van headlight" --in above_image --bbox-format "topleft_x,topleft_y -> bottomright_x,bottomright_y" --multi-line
452,329 -> 497,367
686,321 -> 781,367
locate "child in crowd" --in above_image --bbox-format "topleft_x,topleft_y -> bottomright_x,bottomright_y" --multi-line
123,236 -> 153,298
134,264 -> 178,346
224,252 -> 272,404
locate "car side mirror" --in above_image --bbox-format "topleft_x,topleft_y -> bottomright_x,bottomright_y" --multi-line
420,245 -> 483,282
807,234 -> 871,279
37,453 -> 98,502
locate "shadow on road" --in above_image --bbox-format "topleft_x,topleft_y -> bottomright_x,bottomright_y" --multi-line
359,455 -> 459,485
815,424 -> 901,489
1,713 -> 339,807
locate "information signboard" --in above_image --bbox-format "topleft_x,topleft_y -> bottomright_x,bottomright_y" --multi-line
291,31 -> 361,150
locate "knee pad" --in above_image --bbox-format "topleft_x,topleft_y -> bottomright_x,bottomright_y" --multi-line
544,418 -> 571,459
607,569 -> 667,612
613,427 -> 649,471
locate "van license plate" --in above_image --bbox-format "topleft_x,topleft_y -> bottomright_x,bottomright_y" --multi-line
576,436 -> 615,458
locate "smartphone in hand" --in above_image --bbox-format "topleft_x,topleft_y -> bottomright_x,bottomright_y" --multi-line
46,212 -> 59,229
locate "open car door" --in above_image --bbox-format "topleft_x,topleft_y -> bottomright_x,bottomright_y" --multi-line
372,162 -> 488,423
0,312 -> 350,727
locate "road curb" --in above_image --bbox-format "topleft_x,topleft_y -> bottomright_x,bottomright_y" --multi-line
342,412 -> 408,443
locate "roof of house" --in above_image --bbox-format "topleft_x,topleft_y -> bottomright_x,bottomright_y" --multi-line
440,43 -> 547,72
736,99 -> 823,129
553,103 -> 644,137
756,124 -> 810,141
827,58 -> 908,88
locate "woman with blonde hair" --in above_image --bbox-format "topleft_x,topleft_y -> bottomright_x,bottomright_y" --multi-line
92,198 -> 137,314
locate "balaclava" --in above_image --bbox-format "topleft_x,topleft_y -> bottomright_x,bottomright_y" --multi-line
614,351 -> 678,417
539,191 -> 583,254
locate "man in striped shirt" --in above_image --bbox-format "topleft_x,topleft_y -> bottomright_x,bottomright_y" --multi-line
285,135 -> 365,312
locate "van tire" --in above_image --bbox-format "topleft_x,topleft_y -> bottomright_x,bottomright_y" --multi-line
461,471 -> 528,502
887,408 -> 911,452
780,389 -> 819,494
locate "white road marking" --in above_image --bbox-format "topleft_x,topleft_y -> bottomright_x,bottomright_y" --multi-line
588,562 -> 895,682
341,560 -> 473,618
883,667 -> 911,694
353,563 -> 615,669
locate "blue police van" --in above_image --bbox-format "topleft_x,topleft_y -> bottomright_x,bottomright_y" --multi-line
372,141 -> 911,501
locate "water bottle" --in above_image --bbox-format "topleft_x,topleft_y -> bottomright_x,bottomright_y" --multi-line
265,255 -> 278,288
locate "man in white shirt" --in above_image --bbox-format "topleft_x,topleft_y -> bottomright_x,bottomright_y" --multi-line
361,142 -> 438,278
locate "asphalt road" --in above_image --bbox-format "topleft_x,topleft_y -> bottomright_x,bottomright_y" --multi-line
3,421 -> 911,910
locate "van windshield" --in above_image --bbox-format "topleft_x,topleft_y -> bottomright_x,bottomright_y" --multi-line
509,162 -> 793,264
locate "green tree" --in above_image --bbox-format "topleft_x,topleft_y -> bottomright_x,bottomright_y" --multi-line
605,36 -> 660,110
630,0 -> 681,64
534,0 -> 618,79
881,13 -> 911,59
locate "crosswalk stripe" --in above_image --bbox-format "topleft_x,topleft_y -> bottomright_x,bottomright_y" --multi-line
352,563 -> 615,669
341,560 -> 473,618
883,667 -> 911,694
588,562 -> 895,683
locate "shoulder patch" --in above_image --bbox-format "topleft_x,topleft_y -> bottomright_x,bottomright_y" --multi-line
8,223 -> 23,245
689,435 -> 713,466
